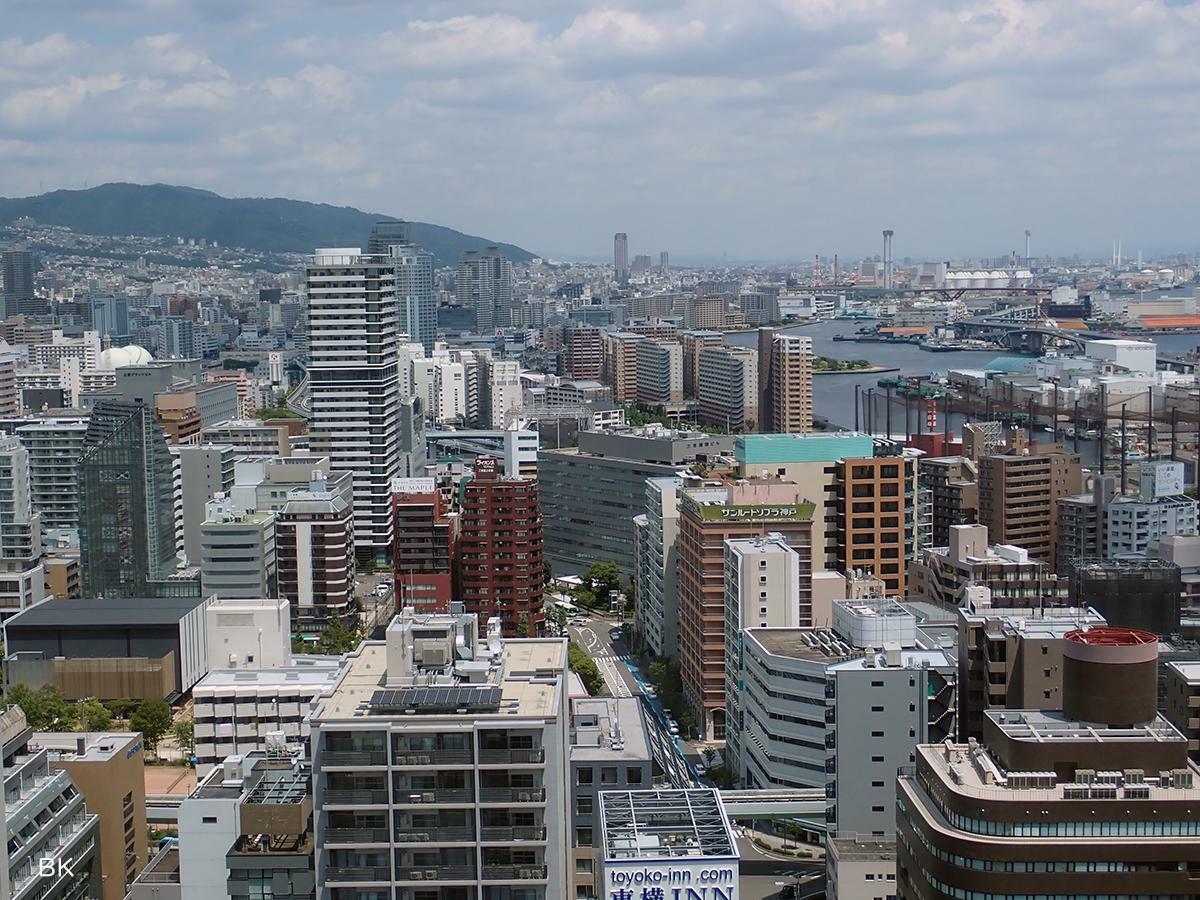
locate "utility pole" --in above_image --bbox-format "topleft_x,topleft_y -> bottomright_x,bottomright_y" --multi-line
1099,384 -> 1108,475
1052,384 -> 1059,443
1120,402 -> 1129,494
1146,387 -> 1155,460
1172,406 -> 1179,462
1074,400 -> 1080,454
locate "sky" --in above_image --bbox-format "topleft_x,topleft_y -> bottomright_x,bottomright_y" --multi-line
1,0 -> 1199,263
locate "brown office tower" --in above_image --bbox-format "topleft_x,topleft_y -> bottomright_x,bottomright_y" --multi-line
920,456 -> 978,547
676,480 -> 815,740
827,452 -> 915,595
769,333 -> 813,433
459,456 -> 544,636
977,447 -> 1082,564
38,730 -> 148,900
391,477 -> 459,614
274,472 -> 355,627
898,626 -> 1200,898
562,324 -> 603,380
756,327 -> 776,432
602,332 -> 643,401
956,602 -> 1107,742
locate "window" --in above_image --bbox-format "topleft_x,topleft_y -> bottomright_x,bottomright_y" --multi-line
626,767 -> 643,785
600,767 -> 618,784
202,816 -> 218,824
871,805 -> 885,812
575,858 -> 594,874
871,755 -> 884,763
871,680 -> 884,687
871,780 -> 884,787
576,827 -> 593,847
576,796 -> 593,815
871,706 -> 884,712
871,731 -> 884,737
576,768 -> 593,785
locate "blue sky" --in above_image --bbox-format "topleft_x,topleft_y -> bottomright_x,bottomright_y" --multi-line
1,0 -> 1199,262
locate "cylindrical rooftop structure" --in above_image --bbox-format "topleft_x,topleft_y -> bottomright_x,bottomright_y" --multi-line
1062,627 -> 1158,726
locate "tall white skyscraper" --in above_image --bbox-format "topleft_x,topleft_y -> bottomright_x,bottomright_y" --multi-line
614,232 -> 629,283
369,220 -> 437,353
306,248 -> 403,561
456,247 -> 513,333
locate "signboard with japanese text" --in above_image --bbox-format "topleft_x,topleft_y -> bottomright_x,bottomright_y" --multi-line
682,495 -> 816,523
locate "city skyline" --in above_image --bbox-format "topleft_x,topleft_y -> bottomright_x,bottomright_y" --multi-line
1,1 -> 1198,260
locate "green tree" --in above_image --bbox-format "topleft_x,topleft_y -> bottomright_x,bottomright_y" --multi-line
76,698 -> 113,732
516,613 -> 530,637
172,717 -> 195,757
105,699 -> 139,720
6,683 -> 75,731
568,641 -> 606,696
545,604 -> 568,636
301,614 -> 364,655
130,699 -> 173,753
583,562 -> 621,605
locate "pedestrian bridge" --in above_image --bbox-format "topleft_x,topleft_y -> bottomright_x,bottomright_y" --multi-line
719,789 -> 826,818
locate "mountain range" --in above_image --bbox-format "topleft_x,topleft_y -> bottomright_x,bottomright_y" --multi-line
0,183 -> 535,268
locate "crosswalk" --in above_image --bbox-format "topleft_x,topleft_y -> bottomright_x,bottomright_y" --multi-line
593,653 -> 633,698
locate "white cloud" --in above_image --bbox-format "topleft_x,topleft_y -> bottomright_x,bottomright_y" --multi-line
0,33 -> 82,67
0,74 -> 126,127
132,32 -> 229,78
1,0 -> 1199,258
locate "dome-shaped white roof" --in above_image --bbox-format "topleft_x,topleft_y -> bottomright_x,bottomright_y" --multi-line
98,345 -> 153,369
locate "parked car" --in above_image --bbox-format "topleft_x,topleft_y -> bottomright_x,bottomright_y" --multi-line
694,763 -> 708,778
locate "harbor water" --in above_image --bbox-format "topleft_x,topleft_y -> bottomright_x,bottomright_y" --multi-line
724,320 -> 1200,465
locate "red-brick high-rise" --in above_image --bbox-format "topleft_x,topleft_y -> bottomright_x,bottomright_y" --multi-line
459,456 -> 544,635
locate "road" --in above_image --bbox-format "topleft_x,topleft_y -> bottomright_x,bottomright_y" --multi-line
737,839 -> 825,899
567,616 -> 639,698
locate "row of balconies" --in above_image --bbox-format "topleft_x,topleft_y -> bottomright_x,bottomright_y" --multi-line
323,825 -> 547,846
322,747 -> 544,768
323,786 -> 546,806
325,864 -> 546,883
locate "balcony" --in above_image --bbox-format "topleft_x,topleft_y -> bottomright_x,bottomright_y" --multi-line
482,864 -> 547,880
395,788 -> 474,804
396,865 -> 477,881
480,787 -> 545,803
478,748 -> 544,765
393,749 -> 473,766
325,866 -> 391,883
322,750 -> 388,767
395,826 -> 475,843
322,828 -> 390,845
480,826 -> 547,842
322,789 -> 389,806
